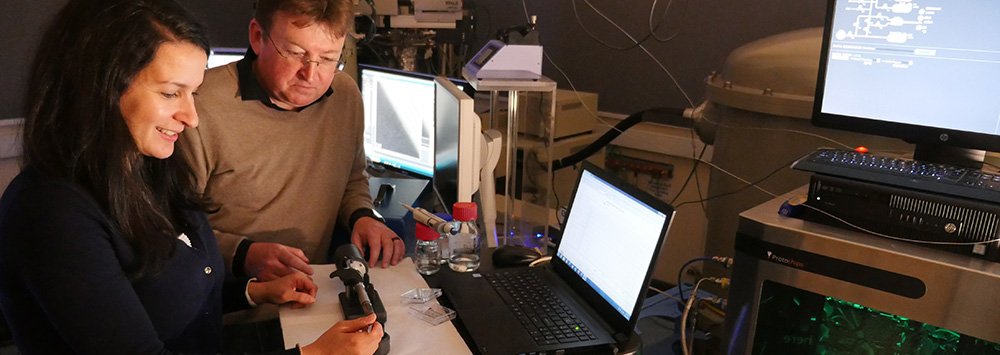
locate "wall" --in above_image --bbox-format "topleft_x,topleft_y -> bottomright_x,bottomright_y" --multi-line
0,0 -> 66,119
470,1 -> 826,114
1,1 -> 828,119
0,0 -> 254,119
0,120 -> 23,192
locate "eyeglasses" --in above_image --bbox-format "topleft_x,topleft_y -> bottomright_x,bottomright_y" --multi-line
267,33 -> 346,71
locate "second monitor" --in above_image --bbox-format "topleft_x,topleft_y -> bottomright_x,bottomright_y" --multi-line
434,76 -> 481,209
359,64 -> 474,178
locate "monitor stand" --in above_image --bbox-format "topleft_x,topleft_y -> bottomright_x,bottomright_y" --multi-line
368,176 -> 431,253
913,143 -> 986,169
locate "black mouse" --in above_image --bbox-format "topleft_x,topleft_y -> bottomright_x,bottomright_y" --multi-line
492,245 -> 542,267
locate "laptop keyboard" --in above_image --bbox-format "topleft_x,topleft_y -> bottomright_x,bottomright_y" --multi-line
484,270 -> 599,345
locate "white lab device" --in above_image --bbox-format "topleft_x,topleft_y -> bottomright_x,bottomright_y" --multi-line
463,40 -> 543,81
479,130 -> 502,245
413,0 -> 462,23
433,77 -> 502,241
434,77 -> 481,206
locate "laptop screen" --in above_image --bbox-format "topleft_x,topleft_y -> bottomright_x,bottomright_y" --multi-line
555,169 -> 669,320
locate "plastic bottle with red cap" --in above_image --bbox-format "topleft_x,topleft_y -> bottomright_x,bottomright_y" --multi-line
414,222 -> 441,275
446,202 -> 481,272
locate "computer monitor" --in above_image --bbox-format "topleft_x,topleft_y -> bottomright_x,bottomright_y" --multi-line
813,0 -> 1000,168
359,64 -> 474,177
434,76 -> 482,211
207,47 -> 244,69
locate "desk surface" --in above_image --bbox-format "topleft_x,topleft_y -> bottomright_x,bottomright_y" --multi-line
279,259 -> 470,354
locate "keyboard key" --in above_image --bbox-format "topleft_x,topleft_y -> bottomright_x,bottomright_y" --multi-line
792,148 -> 1000,203
486,269 -> 591,346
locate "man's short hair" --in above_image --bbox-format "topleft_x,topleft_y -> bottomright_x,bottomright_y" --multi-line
255,0 -> 354,38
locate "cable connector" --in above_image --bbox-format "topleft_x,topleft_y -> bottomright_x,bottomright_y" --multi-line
711,256 -> 733,269
683,100 -> 706,120
703,297 -> 727,311
707,277 -> 730,289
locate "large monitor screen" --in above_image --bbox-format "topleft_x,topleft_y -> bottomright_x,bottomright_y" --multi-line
360,65 -> 473,177
434,77 -> 481,210
813,0 -> 1000,165
208,47 -> 244,69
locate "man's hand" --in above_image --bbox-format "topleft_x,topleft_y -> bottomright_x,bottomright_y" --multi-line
351,217 -> 404,268
245,242 -> 314,281
247,271 -> 317,308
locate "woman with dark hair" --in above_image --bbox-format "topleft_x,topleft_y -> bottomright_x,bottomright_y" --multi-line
0,0 -> 382,354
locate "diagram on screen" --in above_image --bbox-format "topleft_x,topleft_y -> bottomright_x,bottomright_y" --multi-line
835,0 -> 940,44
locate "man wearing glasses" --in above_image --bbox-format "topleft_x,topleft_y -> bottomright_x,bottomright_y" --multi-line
181,0 -> 404,290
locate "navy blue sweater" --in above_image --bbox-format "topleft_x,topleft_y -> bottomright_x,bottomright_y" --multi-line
0,168 -> 298,354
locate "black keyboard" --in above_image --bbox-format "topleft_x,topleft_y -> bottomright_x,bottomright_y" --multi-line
484,270 -> 598,346
792,149 -> 1000,203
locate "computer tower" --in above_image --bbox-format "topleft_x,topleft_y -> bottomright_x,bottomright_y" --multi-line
800,174 -> 1000,261
724,194 -> 1000,354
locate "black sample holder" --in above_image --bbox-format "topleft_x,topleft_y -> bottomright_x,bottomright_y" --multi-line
339,287 -> 387,324
339,287 -> 390,355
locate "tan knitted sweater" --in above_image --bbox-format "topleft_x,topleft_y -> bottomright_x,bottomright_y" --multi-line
180,62 -> 373,270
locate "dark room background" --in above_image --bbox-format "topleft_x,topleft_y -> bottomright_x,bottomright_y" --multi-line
1,0 -> 826,119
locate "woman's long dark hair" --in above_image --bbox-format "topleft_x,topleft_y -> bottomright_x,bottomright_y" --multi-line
23,0 -> 211,280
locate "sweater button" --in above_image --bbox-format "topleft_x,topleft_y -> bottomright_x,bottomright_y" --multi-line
204,266 -> 213,275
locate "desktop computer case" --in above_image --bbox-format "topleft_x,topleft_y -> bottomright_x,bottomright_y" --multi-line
724,193 -> 1000,354
801,174 -> 1000,261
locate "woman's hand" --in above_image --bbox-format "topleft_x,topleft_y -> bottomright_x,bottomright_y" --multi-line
301,313 -> 383,355
246,271 -> 317,308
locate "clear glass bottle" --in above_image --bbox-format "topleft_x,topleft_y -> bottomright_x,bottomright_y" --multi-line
434,212 -> 452,265
414,222 -> 440,275
447,202 -> 481,272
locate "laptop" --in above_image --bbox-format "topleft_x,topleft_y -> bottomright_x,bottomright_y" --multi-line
439,162 -> 675,354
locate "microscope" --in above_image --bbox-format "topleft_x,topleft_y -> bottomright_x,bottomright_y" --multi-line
330,244 -> 390,355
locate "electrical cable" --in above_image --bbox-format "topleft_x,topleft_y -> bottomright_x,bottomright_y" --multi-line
521,0 -> 530,23
520,1 -> 888,214
801,203 -> 1000,246
699,113 -> 855,151
672,155 -> 792,210
670,149 -> 1000,246
647,285 -> 685,305
679,277 -> 708,355
675,257 -> 731,310
648,0 -> 692,43
687,118 -> 708,213
675,257 -> 712,311
356,0 -> 377,45
579,0 -> 695,108
647,0 -> 673,41
680,277 -> 728,355
671,150 -> 828,211
527,2 -> 920,219
693,147 -> 708,213
572,0 -> 655,51
668,149 -> 1000,247
552,2 -> 713,216
532,8 -> 715,208
551,107 -> 687,170
668,144 -> 708,206
551,163 -> 561,208
551,111 -> 641,170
